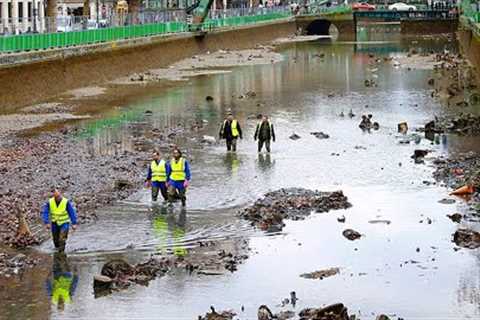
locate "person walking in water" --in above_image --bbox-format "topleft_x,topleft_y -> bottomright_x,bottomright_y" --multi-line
254,115 -> 276,153
145,151 -> 171,203
168,148 -> 191,206
219,113 -> 243,152
42,188 -> 78,252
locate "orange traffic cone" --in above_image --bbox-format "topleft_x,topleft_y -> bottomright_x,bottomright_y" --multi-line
450,185 -> 475,196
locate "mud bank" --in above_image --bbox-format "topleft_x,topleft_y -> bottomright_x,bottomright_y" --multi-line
0,19 -> 296,111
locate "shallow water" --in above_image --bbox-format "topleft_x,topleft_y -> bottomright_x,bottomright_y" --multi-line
3,26 -> 480,320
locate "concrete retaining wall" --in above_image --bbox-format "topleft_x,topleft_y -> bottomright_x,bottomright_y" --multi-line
0,19 -> 296,111
458,26 -> 480,79
400,19 -> 458,34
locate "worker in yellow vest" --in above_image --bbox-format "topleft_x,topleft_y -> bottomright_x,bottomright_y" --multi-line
46,252 -> 78,311
145,151 -> 171,202
219,113 -> 243,152
168,148 -> 191,206
42,188 -> 78,252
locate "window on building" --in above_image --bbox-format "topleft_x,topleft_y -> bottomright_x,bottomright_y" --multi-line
19,2 -> 23,18
28,2 -> 32,18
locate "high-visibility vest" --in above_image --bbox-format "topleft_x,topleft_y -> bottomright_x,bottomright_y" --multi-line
49,198 -> 70,226
222,120 -> 239,137
52,275 -> 72,305
151,160 -> 167,182
170,158 -> 186,181
257,121 -> 271,131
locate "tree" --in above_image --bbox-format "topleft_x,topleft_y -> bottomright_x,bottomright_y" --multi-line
45,0 -> 57,32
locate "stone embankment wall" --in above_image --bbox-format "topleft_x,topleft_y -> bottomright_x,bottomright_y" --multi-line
0,20 -> 296,111
400,19 -> 458,34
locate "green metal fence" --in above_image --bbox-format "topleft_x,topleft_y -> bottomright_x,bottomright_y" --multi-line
460,0 -> 480,37
0,21 -> 188,52
0,11 -> 292,53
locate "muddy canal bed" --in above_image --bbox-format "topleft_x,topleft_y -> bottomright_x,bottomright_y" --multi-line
2,29 -> 480,320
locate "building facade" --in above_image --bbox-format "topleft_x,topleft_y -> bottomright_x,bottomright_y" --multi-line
0,0 -> 46,34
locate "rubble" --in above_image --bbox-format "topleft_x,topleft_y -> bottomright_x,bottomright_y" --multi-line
289,133 -> 301,140
0,251 -> 40,277
447,213 -> 463,223
310,132 -> 330,139
198,307 -> 236,320
300,267 -> 340,280
240,188 -> 351,231
453,229 -> 480,249
411,149 -> 430,164
299,303 -> 351,320
342,229 -> 361,241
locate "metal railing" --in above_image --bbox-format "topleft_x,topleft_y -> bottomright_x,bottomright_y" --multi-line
460,0 -> 480,37
0,9 -> 188,35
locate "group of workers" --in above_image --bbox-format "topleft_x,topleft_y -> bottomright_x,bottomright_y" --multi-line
41,114 -> 272,255
219,113 -> 276,153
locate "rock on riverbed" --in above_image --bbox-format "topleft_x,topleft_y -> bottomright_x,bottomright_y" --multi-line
240,188 -> 352,231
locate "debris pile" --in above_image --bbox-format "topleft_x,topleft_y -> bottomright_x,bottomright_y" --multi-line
0,252 -> 40,277
299,303 -> 351,320
310,132 -> 330,139
300,267 -> 340,280
342,229 -> 361,241
198,307 -> 236,320
433,152 -> 480,190
240,188 -> 352,231
453,229 -> 480,249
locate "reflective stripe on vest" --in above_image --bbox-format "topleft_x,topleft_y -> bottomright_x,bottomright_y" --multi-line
231,120 -> 239,137
151,160 -> 167,182
222,120 -> 239,137
257,121 -> 271,130
49,198 -> 70,226
170,158 -> 186,181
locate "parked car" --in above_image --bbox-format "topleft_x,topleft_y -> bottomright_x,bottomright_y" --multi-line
388,2 -> 417,10
352,2 -> 376,10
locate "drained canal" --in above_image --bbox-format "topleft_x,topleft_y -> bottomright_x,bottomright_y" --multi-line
2,26 -> 480,320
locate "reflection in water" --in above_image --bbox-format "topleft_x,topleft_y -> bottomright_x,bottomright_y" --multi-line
224,152 -> 241,177
152,207 -> 188,257
46,252 -> 78,311
257,153 -> 274,172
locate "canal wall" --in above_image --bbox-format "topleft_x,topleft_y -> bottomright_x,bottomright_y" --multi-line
400,19 -> 458,34
458,21 -> 480,79
0,19 -> 296,111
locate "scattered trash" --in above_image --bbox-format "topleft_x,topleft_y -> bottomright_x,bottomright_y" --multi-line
198,306 -> 236,320
299,303 -> 351,320
398,122 -> 408,134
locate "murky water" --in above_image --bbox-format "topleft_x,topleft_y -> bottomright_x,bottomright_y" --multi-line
4,26 -> 480,320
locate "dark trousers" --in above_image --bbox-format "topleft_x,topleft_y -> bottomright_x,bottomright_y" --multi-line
152,182 -> 168,202
168,185 -> 186,206
226,138 -> 237,151
51,223 -> 69,252
258,139 -> 271,152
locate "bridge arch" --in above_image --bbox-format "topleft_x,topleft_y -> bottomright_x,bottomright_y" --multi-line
298,17 -> 355,40
305,19 -> 333,36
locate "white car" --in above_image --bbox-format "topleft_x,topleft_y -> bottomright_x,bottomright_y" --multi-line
388,2 -> 417,11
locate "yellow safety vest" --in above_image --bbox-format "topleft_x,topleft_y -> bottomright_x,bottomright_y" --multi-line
52,275 -> 72,305
151,160 -> 167,182
49,198 -> 70,226
222,120 -> 239,137
170,158 -> 186,181
257,121 -> 271,131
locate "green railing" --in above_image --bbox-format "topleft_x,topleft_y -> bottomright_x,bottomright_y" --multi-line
460,0 -> 480,37
0,21 -> 188,52
0,11 -> 292,53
